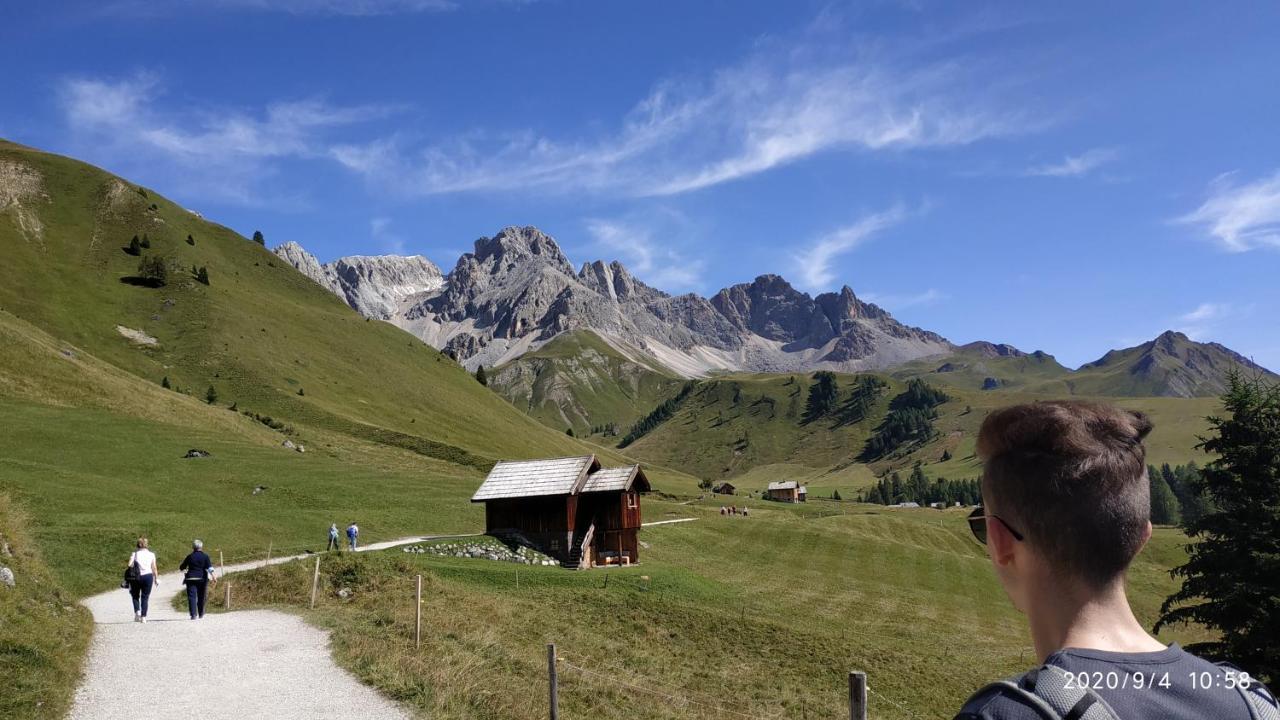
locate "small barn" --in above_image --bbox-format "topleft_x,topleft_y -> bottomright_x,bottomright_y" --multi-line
765,481 -> 807,503
470,455 -> 650,569
712,482 -> 736,495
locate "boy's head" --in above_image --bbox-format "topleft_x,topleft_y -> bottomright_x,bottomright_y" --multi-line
977,401 -> 1154,596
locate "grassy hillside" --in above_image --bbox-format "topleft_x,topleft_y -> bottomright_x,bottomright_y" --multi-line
490,330 -> 682,437
0,139 -> 598,466
0,494 -> 93,720
219,498 -> 1207,720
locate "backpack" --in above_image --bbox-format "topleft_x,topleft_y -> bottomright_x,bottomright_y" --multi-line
961,662 -> 1279,720
122,555 -> 141,587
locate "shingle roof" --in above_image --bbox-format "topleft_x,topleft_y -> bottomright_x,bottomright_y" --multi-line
471,456 -> 597,502
580,465 -> 651,493
767,481 -> 798,491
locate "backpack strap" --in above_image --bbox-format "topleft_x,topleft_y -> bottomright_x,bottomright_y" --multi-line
1216,662 -> 1280,720
958,666 -> 1122,720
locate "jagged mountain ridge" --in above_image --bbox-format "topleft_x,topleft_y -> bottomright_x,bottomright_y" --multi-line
274,241 -> 444,320
276,225 -> 954,375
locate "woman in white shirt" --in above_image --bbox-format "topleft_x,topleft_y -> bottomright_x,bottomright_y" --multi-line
126,537 -> 160,623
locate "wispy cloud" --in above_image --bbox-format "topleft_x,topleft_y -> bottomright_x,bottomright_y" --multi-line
861,288 -> 947,310
792,205 -> 908,291
1024,147 -> 1117,178
1173,301 -> 1245,341
58,72 -> 390,205
1176,170 -> 1280,252
334,32 -> 1032,198
370,216 -> 407,255
583,216 -> 704,292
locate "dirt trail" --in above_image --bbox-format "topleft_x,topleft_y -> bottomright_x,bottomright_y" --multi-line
70,536 -> 459,720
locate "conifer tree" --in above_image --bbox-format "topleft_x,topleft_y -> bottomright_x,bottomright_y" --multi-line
205,385 -> 218,404
197,266 -> 210,285
1148,465 -> 1181,526
474,365 -> 488,386
161,376 -> 171,389
1156,373 -> 1280,684
252,230 -> 265,246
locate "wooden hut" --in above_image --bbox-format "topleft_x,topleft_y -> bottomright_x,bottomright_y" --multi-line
712,481 -> 736,495
470,455 -> 650,569
765,480 -> 807,503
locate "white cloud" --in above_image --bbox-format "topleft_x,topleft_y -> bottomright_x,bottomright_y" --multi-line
1177,170 -> 1280,252
1178,302 -> 1230,324
860,288 -> 947,309
792,205 -> 908,291
335,36 -> 1031,198
583,217 -> 704,292
58,73 -> 389,205
1173,302 -> 1239,341
1025,147 -> 1117,178
370,216 -> 406,255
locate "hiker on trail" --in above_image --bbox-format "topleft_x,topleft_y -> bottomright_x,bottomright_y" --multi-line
125,537 -> 159,623
954,401 -> 1278,720
179,539 -> 216,620
741,506 -> 749,518
327,523 -> 340,552
346,522 -> 359,551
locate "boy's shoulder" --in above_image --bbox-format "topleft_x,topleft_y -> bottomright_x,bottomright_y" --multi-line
953,645 -> 1276,720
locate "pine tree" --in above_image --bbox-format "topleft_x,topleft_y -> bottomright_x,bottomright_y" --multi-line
832,489 -> 842,501
803,371 -> 839,422
1148,465 -> 1181,525
474,365 -> 488,386
205,385 -> 218,404
1155,373 -> 1280,684
140,234 -> 151,249
565,427 -> 575,437
127,235 -> 142,256
186,234 -> 196,246
197,266 -> 210,285
161,376 -> 171,389
297,387 -> 305,396
136,255 -> 168,287
252,230 -> 265,246
941,449 -> 952,462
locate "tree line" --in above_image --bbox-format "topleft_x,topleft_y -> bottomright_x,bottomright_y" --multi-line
858,462 -> 980,506
861,379 -> 950,460
618,381 -> 696,448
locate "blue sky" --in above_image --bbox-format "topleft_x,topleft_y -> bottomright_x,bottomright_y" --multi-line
3,1 -> 1278,369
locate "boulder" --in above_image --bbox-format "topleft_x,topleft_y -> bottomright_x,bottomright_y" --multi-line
0,566 -> 14,588
183,449 -> 211,458
282,439 -> 296,450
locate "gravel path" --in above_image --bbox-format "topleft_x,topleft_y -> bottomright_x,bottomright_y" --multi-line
70,535 -> 471,720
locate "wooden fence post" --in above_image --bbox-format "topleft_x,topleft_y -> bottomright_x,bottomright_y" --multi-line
310,556 -> 321,609
547,643 -> 559,720
219,549 -> 225,578
414,575 -> 423,649
224,582 -> 232,611
849,671 -> 867,720
266,541 -> 273,566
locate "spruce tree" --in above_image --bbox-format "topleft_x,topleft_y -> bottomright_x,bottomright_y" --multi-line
1148,465 -> 1181,525
252,230 -> 265,246
1155,373 -> 1280,684
474,365 -> 488,386
197,266 -> 210,285
127,235 -> 142,256
161,376 -> 171,389
186,234 -> 195,246
803,371 -> 839,421
205,385 -> 218,404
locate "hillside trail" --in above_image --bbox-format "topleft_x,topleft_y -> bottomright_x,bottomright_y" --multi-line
70,534 -> 473,720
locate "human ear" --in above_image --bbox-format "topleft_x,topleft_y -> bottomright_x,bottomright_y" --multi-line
987,515 -> 1018,567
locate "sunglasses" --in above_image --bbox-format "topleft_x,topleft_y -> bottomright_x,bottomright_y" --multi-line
967,505 -> 1025,545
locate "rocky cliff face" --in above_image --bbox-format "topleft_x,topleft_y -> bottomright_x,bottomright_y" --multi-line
274,242 -> 443,320
277,226 -> 955,375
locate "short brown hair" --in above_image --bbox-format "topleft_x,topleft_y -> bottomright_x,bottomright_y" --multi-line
977,401 -> 1153,587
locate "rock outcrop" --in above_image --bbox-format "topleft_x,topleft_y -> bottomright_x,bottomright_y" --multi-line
274,241 -> 444,320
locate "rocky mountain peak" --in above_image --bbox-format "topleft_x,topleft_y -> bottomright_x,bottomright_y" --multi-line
959,341 -> 1028,358
273,242 -> 443,320
471,226 -> 573,275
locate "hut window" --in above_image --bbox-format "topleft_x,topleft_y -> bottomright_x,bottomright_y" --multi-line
626,492 -> 637,509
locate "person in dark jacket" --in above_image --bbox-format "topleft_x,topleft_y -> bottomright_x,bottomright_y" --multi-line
954,402 -> 1277,719
179,539 -> 216,620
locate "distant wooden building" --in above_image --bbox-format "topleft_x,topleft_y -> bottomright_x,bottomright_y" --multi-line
712,482 -> 736,495
470,455 -> 650,569
765,481 -> 807,503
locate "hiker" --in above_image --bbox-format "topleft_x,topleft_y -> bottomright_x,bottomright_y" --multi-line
954,401 -> 1278,720
125,537 -> 159,623
346,522 -> 359,551
327,523 -> 340,552
741,506 -> 749,518
179,539 -> 216,620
